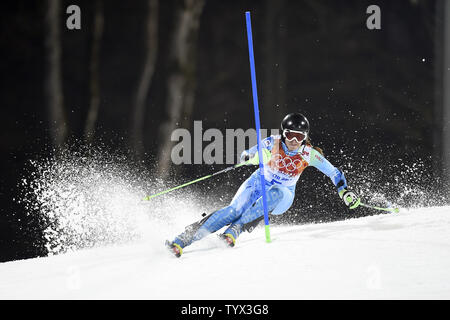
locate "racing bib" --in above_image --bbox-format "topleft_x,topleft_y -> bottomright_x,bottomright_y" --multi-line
265,138 -> 310,186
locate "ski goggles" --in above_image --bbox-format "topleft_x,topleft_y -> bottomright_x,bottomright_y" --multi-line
283,129 -> 307,143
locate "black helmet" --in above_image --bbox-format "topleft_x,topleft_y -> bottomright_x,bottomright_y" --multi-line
281,113 -> 310,134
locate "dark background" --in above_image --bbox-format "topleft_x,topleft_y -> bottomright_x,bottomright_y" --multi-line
1,0 -> 449,262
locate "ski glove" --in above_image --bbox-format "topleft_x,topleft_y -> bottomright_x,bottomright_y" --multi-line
335,170 -> 348,193
240,151 -> 253,163
339,189 -> 361,210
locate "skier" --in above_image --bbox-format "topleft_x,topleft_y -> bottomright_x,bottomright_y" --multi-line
166,113 -> 361,257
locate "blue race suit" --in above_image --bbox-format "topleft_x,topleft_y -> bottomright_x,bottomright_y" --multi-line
172,135 -> 347,248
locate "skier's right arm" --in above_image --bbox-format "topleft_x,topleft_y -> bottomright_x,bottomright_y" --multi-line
240,136 -> 274,164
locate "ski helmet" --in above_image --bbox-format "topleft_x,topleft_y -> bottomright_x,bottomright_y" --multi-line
281,113 -> 310,144
281,113 -> 309,133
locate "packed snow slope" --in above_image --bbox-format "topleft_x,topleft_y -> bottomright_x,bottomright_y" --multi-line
1,206 -> 449,299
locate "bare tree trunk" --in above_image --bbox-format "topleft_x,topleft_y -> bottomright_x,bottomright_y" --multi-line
433,0 -> 444,180
264,0 -> 287,129
84,0 -> 104,142
434,0 -> 450,195
130,0 -> 159,158
45,0 -> 67,146
156,0 -> 205,178
442,0 -> 450,194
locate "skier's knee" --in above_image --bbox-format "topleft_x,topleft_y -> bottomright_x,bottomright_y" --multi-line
268,186 -> 284,203
220,206 -> 237,220
271,187 -> 294,215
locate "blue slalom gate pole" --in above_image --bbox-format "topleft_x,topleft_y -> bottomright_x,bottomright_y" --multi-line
245,11 -> 271,243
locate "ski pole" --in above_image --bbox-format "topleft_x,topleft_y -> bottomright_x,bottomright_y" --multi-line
359,202 -> 400,213
142,164 -> 244,201
142,150 -> 271,201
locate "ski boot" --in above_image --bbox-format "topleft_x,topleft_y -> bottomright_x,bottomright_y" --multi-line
218,233 -> 236,248
165,240 -> 183,258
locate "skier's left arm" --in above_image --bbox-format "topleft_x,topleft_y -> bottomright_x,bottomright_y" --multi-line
309,148 -> 361,209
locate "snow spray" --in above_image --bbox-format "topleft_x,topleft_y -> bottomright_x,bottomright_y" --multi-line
18,145 -> 207,255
